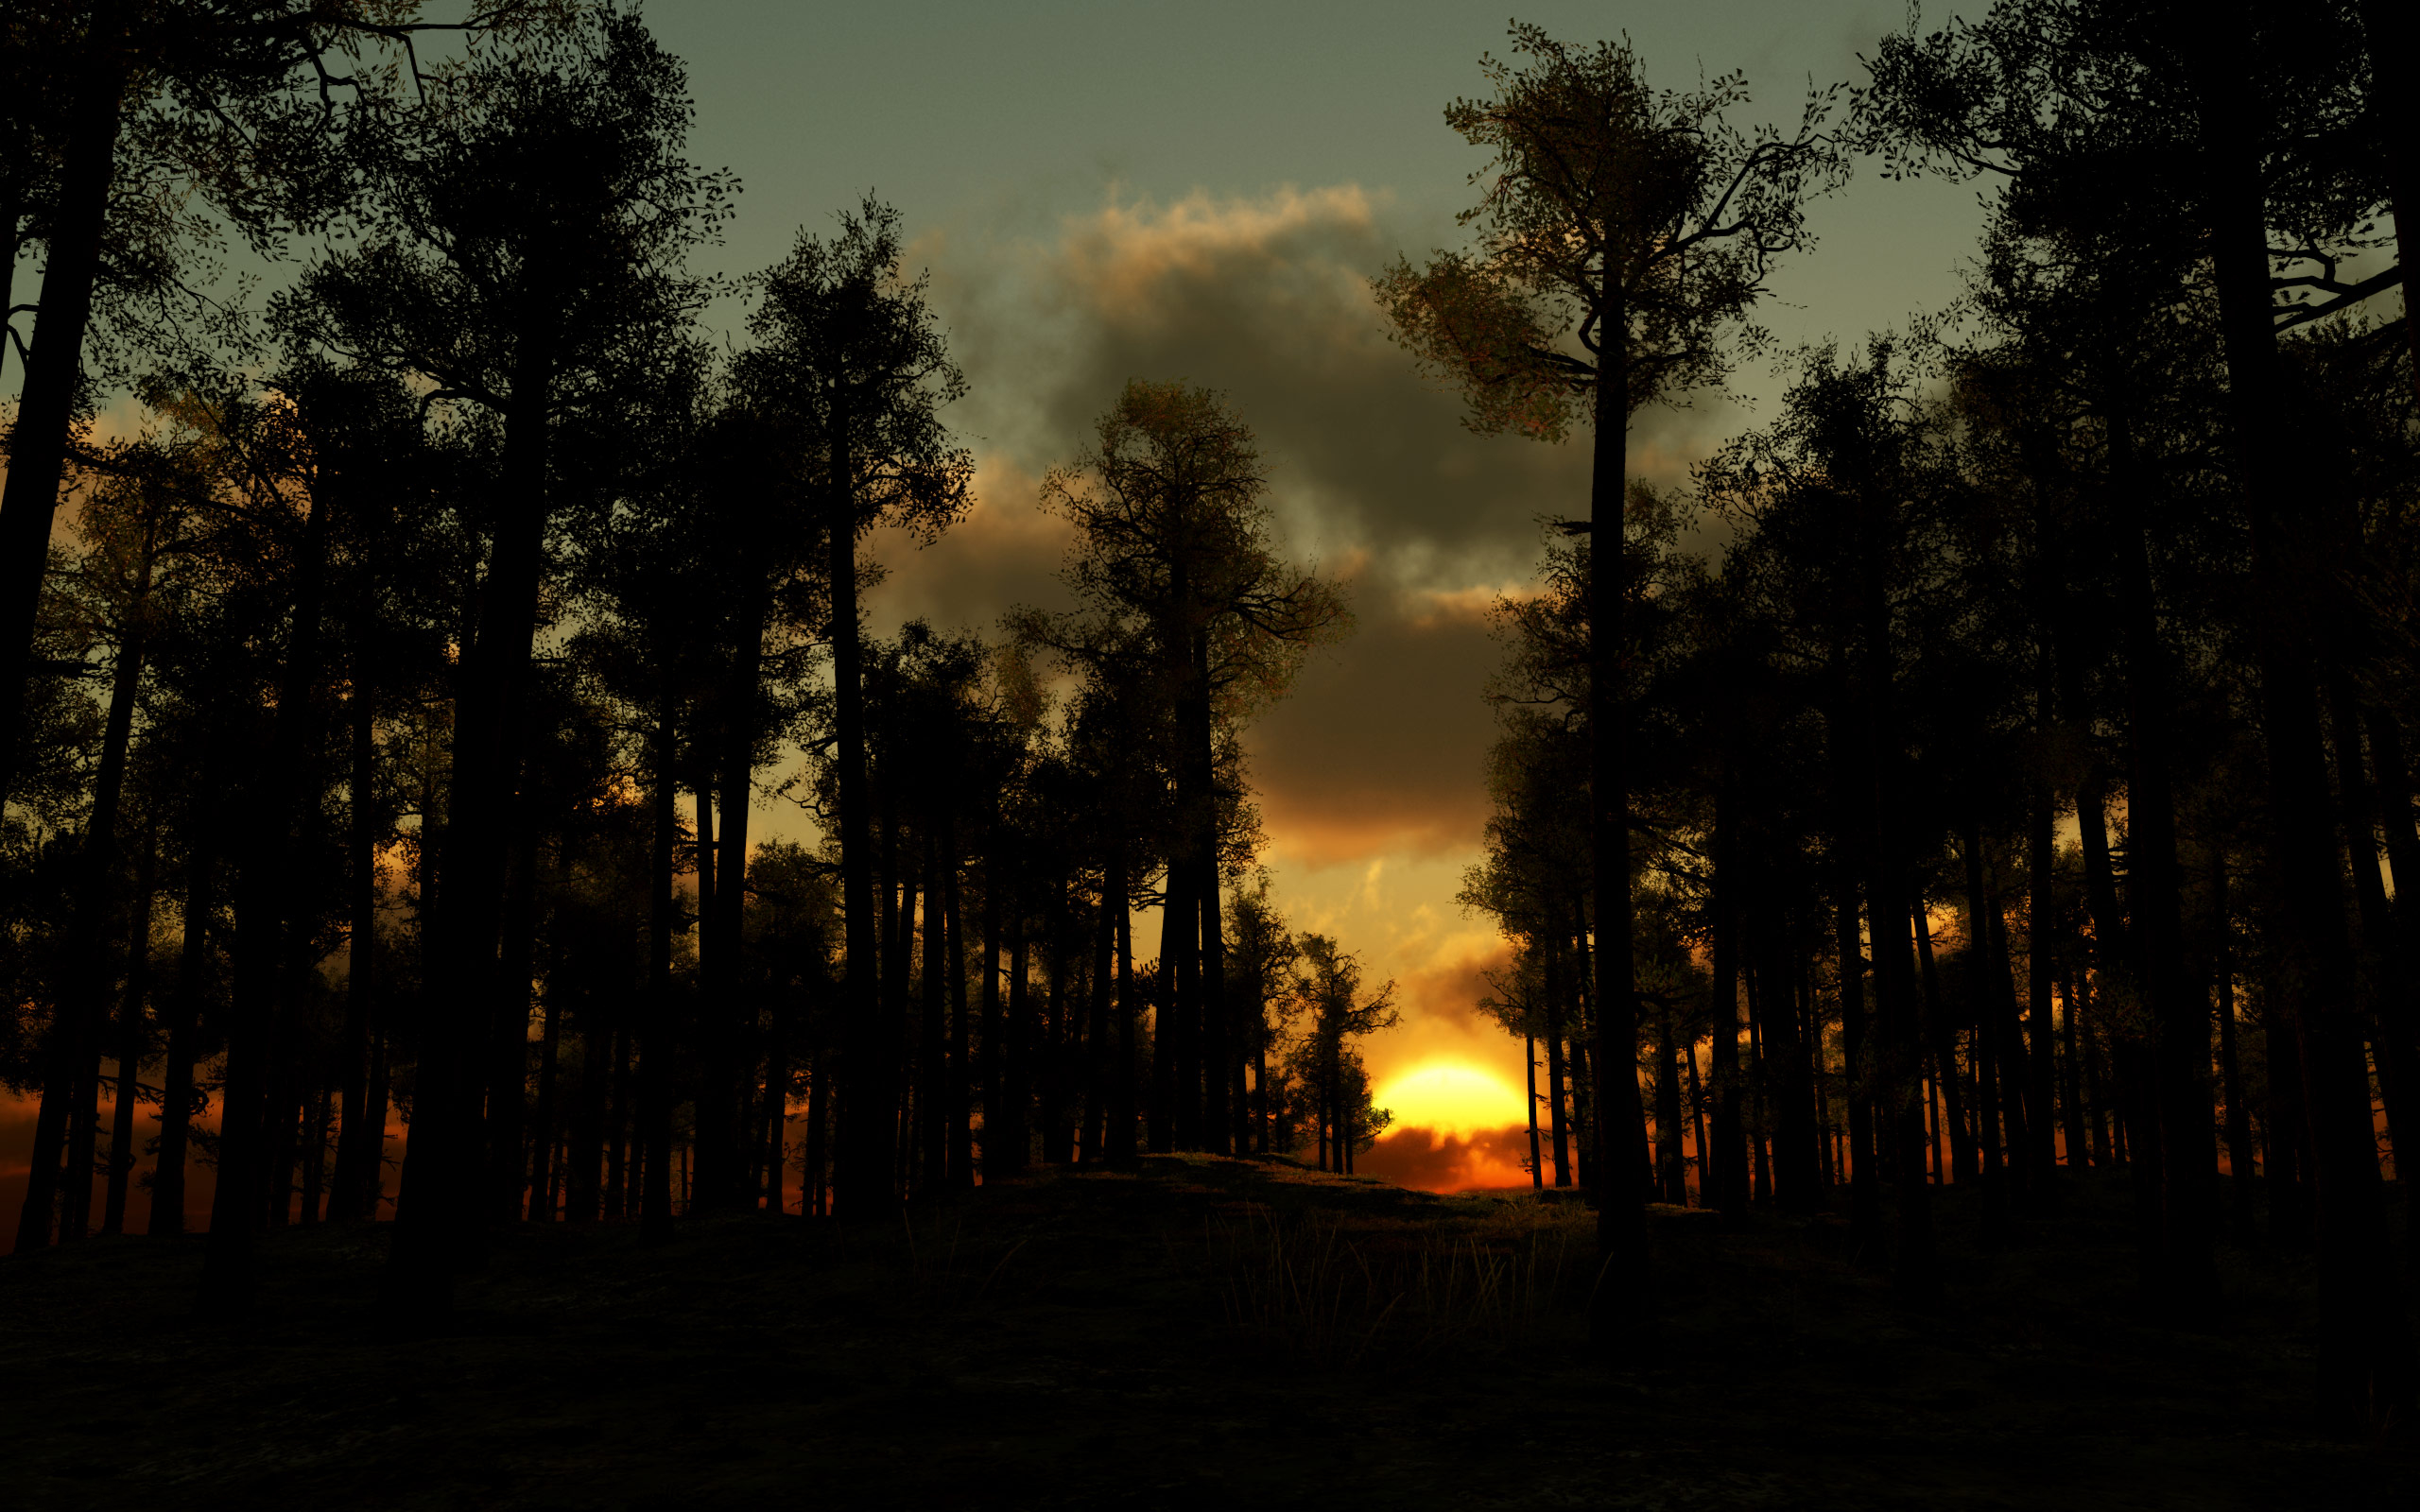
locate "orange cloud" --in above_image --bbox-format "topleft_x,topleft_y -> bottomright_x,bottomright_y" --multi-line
1359,1123 -> 1534,1194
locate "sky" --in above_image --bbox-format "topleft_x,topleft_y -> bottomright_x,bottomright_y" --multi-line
638,0 -> 1992,1184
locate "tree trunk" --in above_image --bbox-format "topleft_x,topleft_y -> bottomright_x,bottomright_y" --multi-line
1708,783 -> 1750,1216
1084,863 -> 1114,1161
2187,10 -> 2410,1418
148,810 -> 216,1238
332,676 -> 382,1219
2109,405 -> 2217,1303
1543,935 -> 1573,1187
1962,822 -> 2012,1245
980,855 -> 1004,1176
21,523 -> 157,1251
1111,856 -> 1137,1167
386,296 -> 557,1314
532,904 -> 562,1223
1914,891 -> 1976,1181
565,980 -> 605,1223
2357,0 -> 2420,413
826,400 -> 890,1219
0,16 -> 129,809
1526,1033 -> 1544,1189
1760,899 -> 1822,1215
1003,909 -> 1029,1175
947,820 -> 974,1186
1831,713 -> 1880,1251
920,828 -> 948,1188
1150,860 -> 1190,1154
100,824 -> 158,1235
640,708 -> 678,1238
489,819 -> 538,1221
1585,295 -> 1648,1344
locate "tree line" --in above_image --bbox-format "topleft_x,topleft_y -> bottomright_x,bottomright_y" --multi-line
1393,9 -> 2419,1425
0,4 -> 1403,1318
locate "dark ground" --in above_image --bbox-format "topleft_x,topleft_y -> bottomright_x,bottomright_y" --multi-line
2,1159 -> 2413,1511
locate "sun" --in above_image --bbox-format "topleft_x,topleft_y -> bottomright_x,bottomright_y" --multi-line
1373,1060 -> 1526,1137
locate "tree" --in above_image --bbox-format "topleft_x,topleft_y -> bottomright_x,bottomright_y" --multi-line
1021,380 -> 1346,1155
744,197 -> 971,1218
279,9 -> 733,1314
1374,23 -> 1847,1328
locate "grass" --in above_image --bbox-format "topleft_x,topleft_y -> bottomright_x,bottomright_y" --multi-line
0,1159 -> 2412,1510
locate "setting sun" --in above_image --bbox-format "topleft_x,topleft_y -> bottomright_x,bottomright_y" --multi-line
1374,1060 -> 1526,1138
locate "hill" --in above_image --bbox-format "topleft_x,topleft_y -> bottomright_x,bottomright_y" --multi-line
1,1160 -> 2410,1510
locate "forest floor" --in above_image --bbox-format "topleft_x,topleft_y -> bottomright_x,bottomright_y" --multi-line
2,1160 -> 2414,1512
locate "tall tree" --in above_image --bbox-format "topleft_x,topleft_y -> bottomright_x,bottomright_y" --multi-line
745,198 -> 970,1217
1374,24 -> 1846,1334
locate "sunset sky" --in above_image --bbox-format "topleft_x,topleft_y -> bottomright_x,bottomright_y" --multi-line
648,1 -> 1987,1184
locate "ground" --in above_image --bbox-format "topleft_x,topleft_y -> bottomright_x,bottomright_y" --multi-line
1,1160 -> 2412,1510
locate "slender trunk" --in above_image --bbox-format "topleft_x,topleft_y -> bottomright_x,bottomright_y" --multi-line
1150,860 -> 1190,1154
148,813 -> 216,1237
2028,776 -> 2061,1188
100,825 -> 158,1235
332,677 -> 382,1218
386,296 -> 557,1314
0,15 -> 129,808
605,1018 -> 629,1218
1653,1005 -> 1685,1204
2061,967 -> 2087,1170
920,827 -> 948,1187
1197,846 -> 1230,1156
879,811 -> 916,1190
1585,301 -> 1647,1340
1040,890 -> 1069,1163
2110,405 -> 2216,1301
1111,857 -> 1137,1167
947,822 -> 973,1186
980,857 -> 1004,1176
489,818 -> 537,1222
2328,683 -> 2420,1230
206,442 -> 337,1301
26,533 -> 158,1250
1963,822 -> 2012,1245
1832,713 -> 1880,1252
1761,899 -> 1822,1214
1003,909 -> 1029,1174
804,1046 -> 830,1216
1685,1038 -> 1708,1206
1914,891 -> 1976,1181
2187,12 -> 2410,1418
532,915 -> 562,1223
2210,849 -> 2256,1243
827,403 -> 889,1219
1708,785 -> 1750,1217
1084,864 -> 1114,1161
1526,1033 -> 1544,1189
1543,935 -> 1573,1187
640,708 -> 678,1238
2357,0 -> 2420,412
706,560 -> 770,1210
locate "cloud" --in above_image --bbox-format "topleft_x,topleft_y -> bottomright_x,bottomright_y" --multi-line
1358,1123 -> 1534,1193
1245,583 -> 1503,866
861,452 -> 1075,637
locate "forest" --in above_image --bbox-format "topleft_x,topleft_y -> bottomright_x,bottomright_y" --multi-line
4,2 -> 2420,1506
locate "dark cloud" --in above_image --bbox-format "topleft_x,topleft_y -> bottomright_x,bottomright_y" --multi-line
1358,1123 -> 1534,1193
1244,585 -> 1504,865
925,187 -> 1731,592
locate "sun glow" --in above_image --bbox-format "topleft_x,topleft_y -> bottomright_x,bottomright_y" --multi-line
1373,1060 -> 1526,1139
